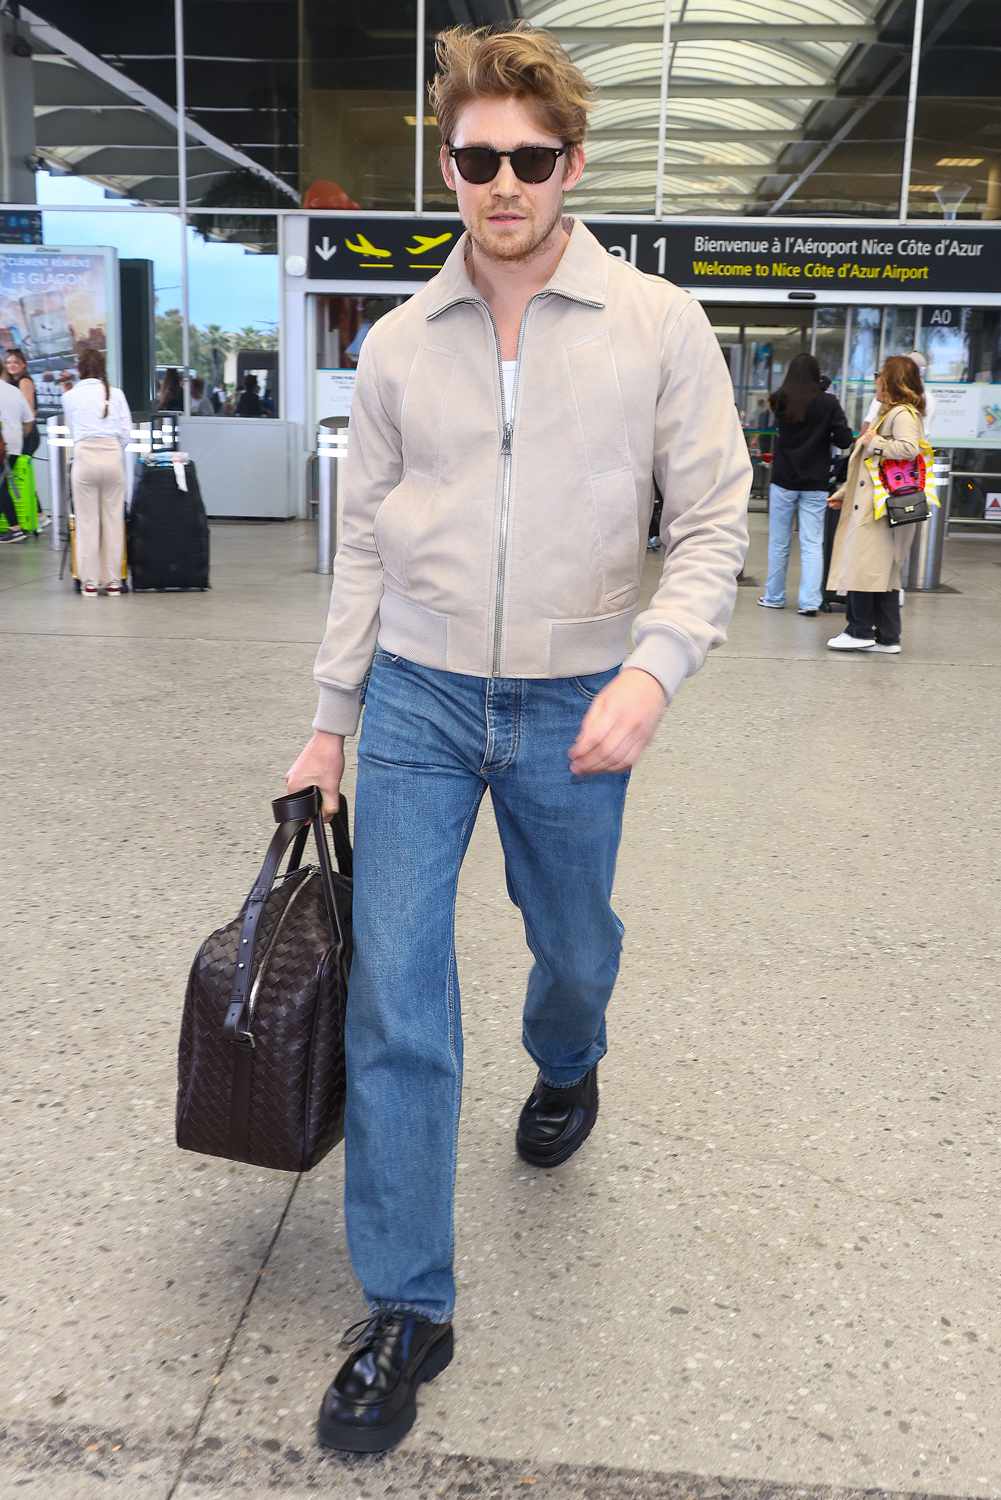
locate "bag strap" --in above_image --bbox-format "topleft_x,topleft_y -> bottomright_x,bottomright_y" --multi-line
222,787 -> 352,1046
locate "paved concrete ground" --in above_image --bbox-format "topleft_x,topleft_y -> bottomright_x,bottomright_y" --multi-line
1,516 -> 998,1500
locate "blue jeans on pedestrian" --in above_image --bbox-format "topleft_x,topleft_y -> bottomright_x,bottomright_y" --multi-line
344,651 -> 630,1325
763,485 -> 829,610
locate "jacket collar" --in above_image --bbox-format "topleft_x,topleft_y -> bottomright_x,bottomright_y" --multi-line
424,216 -> 608,320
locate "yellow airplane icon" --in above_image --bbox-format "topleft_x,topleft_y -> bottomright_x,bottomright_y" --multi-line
345,232 -> 392,260
405,232 -> 454,256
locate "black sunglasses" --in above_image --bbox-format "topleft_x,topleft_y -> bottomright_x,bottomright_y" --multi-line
448,144 -> 568,185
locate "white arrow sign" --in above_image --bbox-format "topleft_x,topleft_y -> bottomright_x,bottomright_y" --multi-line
315,236 -> 337,262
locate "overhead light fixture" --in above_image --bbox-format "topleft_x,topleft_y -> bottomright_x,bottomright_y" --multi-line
936,156 -> 983,167
405,115 -> 438,126
910,184 -> 943,193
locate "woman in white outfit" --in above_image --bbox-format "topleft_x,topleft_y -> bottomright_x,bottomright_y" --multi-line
62,349 -> 132,597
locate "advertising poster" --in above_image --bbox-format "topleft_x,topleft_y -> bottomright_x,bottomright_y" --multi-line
926,383 -> 1001,444
0,245 -> 118,418
316,368 -> 356,420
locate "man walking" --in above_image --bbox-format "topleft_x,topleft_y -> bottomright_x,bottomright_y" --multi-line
287,22 -> 750,1454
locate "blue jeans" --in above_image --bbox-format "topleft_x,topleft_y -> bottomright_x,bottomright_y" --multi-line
764,485 -> 829,610
344,652 -> 630,1324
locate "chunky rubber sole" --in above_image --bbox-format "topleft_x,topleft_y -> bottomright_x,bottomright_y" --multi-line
516,1101 -> 599,1169
316,1327 -> 454,1454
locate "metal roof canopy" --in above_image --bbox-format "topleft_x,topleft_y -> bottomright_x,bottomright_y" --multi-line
21,5 -> 297,207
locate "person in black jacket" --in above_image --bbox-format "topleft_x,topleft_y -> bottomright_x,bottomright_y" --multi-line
235,373 -> 264,417
757,353 -> 853,616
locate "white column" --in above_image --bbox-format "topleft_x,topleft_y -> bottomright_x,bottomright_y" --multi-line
899,0 -> 926,221
653,0 -> 674,220
174,0 -> 191,415
416,0 -> 427,213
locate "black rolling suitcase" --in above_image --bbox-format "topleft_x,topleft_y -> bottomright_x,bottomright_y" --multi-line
128,459 -> 210,591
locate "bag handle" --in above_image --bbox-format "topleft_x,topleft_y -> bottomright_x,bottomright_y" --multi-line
272,786 -> 352,878
222,787 -> 352,1046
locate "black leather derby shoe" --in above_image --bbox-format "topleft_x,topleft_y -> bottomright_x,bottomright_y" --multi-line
317,1311 -> 454,1454
516,1064 -> 599,1168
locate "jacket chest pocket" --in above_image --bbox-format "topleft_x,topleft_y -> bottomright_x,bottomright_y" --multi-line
400,345 -> 456,477
565,333 -> 639,603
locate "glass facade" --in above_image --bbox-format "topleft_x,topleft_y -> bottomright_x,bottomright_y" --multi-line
4,3 -> 1000,223
0,0 -> 999,490
907,0 -> 1001,221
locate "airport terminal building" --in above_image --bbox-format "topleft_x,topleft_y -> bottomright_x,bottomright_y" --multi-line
1,1 -> 1000,534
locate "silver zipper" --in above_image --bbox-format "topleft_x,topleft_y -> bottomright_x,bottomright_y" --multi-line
428,284 -> 603,677
484,298 -> 534,676
246,871 -> 313,1030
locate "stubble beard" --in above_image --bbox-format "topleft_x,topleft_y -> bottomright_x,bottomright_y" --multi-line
469,196 -> 566,267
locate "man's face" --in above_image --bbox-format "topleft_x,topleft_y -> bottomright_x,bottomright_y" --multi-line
440,95 -> 584,264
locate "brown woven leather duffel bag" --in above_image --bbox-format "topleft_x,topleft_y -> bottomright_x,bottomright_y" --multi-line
176,786 -> 352,1171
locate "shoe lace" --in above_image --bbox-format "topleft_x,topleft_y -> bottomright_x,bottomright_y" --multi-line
339,1311 -> 399,1352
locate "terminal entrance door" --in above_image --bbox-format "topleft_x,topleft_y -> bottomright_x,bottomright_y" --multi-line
703,301 -> 913,510
705,300 -> 930,432
310,291 -> 407,432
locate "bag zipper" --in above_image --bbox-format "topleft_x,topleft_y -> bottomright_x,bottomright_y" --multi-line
245,870 -> 314,1031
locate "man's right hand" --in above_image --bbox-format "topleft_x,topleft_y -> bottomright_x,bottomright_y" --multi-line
286,731 -> 345,817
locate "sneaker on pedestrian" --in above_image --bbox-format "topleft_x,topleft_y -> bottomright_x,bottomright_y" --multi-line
756,596 -> 784,609
105,581 -> 123,596
0,527 -> 27,545
37,511 -> 52,531
872,641 -> 902,654
797,607 -> 818,617
82,581 -> 98,598
827,631 -> 874,651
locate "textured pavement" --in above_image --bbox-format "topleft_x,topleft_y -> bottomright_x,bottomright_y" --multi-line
1,517 -> 998,1499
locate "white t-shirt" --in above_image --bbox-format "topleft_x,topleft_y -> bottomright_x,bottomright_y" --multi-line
502,360 -> 517,417
62,378 -> 133,447
0,380 -> 33,457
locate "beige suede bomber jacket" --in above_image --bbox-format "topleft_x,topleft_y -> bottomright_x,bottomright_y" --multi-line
313,218 -> 751,736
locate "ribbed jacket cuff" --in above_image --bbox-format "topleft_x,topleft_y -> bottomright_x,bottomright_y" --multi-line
312,683 -> 363,737
623,630 -> 695,705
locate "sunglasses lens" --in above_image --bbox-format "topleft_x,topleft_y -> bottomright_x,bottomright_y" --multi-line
511,147 -> 560,183
453,147 -> 500,184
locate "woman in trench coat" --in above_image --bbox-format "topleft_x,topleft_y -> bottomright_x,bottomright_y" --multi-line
826,355 -> 927,655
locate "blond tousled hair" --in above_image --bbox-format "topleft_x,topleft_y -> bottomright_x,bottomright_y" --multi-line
429,23 -> 594,151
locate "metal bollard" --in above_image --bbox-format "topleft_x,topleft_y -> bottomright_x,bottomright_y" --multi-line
45,417 -> 73,552
903,458 -> 951,592
316,419 -> 348,574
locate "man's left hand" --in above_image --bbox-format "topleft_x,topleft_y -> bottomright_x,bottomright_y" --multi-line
569,668 -> 667,776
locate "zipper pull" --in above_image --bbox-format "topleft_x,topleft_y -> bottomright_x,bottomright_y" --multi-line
501,422 -> 512,454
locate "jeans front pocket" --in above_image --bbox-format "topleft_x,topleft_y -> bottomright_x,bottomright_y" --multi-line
570,664 -> 622,702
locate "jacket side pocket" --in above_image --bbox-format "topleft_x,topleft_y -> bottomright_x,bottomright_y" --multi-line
589,466 -> 641,603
